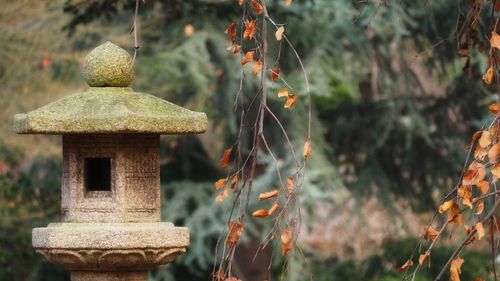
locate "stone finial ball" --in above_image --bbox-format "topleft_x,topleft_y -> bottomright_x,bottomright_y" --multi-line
83,41 -> 134,87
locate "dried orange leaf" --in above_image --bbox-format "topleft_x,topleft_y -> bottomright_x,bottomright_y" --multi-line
470,131 -> 481,146
489,103 -> 500,115
423,226 -> 439,241
287,177 -> 294,194
419,252 -> 430,265
475,201 -> 484,215
243,20 -> 257,40
268,203 -> 280,215
304,140 -> 311,159
275,26 -> 285,41
252,209 -> 269,218
450,257 -> 464,281
272,67 -> 281,80
230,44 -> 242,54
474,278 -> 485,281
397,259 -> 414,272
463,162 -> 486,185
491,31 -> 500,49
215,178 -> 228,190
220,147 -> 233,168
439,200 -> 454,214
249,0 -> 264,13
252,60 -> 263,76
259,190 -> 279,201
278,87 -> 289,97
476,222 -> 485,240
224,23 -> 238,44
215,188 -> 230,202
492,163 -> 500,178
475,180 -> 489,195
488,143 -> 500,163
281,228 -> 293,256
242,51 -> 254,65
227,220 -> 243,248
238,0 -> 244,5
482,67 -> 494,84
230,175 -> 239,189
284,93 -> 297,109
449,202 -> 463,225
479,130 -> 491,148
284,0 -> 292,5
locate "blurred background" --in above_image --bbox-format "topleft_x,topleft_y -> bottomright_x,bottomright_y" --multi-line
0,0 -> 497,280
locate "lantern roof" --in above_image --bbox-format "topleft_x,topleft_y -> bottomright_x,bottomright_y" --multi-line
13,41 -> 207,135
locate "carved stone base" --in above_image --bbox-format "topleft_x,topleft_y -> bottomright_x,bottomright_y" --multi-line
33,222 -> 188,277
71,271 -> 148,281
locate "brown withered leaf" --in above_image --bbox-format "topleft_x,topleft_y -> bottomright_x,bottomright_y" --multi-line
397,259 -> 414,272
491,31 -> 500,49
473,278 -> 485,281
287,177 -> 294,194
419,252 -> 430,266
476,222 -> 485,240
439,200 -> 454,214
230,174 -> 238,189
227,220 -> 243,248
224,23 -> 238,44
475,201 -> 484,215
238,0 -> 244,5
488,143 -> 500,163
215,178 -> 228,190
252,60 -> 263,76
475,180 -> 489,195
271,67 -> 280,80
275,26 -> 285,41
252,209 -> 269,218
449,202 -> 463,225
230,44 -> 242,54
474,145 -> 487,161
242,51 -> 254,65
492,163 -> 500,178
249,0 -> 264,13
284,93 -> 297,109
304,140 -> 311,159
462,162 -> 486,185
281,228 -> 293,256
458,185 -> 473,209
220,147 -> 232,168
482,67 -> 494,84
478,130 -> 491,148
488,103 -> 500,115
215,188 -> 230,202
450,257 -> 464,281
470,131 -> 481,146
259,190 -> 279,201
284,0 -> 292,5
423,226 -> 439,241
243,20 -> 257,40
278,87 -> 289,97
268,203 -> 280,215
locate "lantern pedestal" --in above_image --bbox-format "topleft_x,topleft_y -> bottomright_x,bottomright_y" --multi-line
33,223 -> 188,281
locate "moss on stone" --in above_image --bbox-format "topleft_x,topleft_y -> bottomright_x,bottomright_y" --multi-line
13,87 -> 207,134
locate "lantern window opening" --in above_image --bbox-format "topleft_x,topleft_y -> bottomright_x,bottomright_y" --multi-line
84,157 -> 112,192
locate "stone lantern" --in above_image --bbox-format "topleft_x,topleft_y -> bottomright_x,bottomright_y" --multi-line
13,42 -> 207,281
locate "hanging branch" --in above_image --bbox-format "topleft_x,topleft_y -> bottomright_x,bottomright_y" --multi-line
213,0 -> 311,280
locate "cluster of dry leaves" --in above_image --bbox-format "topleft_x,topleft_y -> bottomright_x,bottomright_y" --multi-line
214,0 -> 313,280
399,105 -> 500,280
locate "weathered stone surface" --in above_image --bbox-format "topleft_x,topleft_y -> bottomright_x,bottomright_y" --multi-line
71,271 -> 148,281
13,87 -> 207,134
83,41 -> 134,87
33,223 -> 189,271
61,134 -> 161,223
